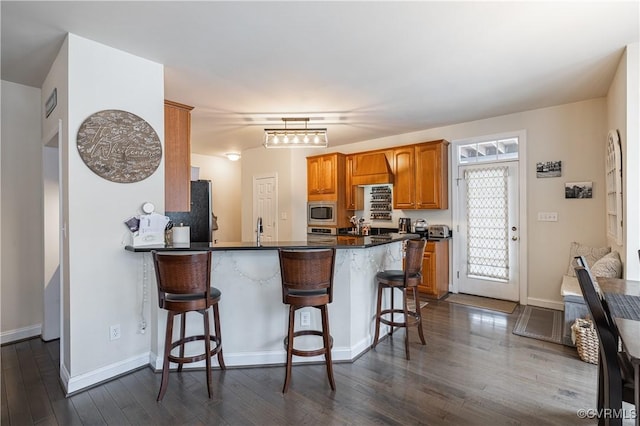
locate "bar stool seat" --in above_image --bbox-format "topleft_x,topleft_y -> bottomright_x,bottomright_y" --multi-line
152,251 -> 225,401
278,248 -> 336,393
372,238 -> 427,360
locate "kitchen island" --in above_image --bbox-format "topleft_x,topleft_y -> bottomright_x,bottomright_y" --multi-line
125,233 -> 418,370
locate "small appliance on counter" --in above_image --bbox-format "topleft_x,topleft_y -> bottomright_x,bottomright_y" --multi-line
398,218 -> 412,234
413,219 -> 428,234
428,224 -> 451,239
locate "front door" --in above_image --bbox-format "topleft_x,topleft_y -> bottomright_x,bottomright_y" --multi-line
457,161 -> 520,301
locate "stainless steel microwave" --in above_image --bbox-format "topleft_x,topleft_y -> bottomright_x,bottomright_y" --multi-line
307,201 -> 337,226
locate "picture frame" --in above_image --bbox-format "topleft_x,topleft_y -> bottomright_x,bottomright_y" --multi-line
536,160 -> 561,178
565,181 -> 593,199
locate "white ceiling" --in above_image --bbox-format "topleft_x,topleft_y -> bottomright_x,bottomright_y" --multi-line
2,1 -> 638,158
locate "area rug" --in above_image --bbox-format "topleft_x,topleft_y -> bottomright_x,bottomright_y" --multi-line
445,293 -> 518,314
512,306 -> 563,344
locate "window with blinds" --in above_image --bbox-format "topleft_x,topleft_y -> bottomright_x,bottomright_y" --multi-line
465,166 -> 510,281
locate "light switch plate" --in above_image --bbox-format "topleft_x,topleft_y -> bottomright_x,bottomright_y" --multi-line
537,212 -> 558,222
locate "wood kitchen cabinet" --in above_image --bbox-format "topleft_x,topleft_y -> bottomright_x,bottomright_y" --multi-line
307,153 -> 345,201
164,100 -> 194,212
418,239 -> 450,299
415,140 -> 449,209
392,146 -> 416,209
345,154 -> 364,210
393,139 -> 449,210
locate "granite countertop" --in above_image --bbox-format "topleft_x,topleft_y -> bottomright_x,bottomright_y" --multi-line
124,233 -> 420,252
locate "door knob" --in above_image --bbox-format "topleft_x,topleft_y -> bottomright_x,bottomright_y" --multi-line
512,236 -> 518,241
511,226 -> 517,231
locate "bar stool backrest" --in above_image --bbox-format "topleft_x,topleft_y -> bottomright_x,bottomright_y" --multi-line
279,249 -> 336,306
404,239 -> 427,287
152,251 -> 212,307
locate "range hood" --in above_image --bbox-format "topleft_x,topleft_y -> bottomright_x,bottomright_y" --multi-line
351,152 -> 394,186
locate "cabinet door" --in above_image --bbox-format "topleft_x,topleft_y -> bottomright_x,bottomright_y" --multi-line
345,155 -> 363,210
319,155 -> 337,196
415,141 -> 448,209
393,146 -> 416,209
307,154 -> 340,201
307,157 -> 322,196
418,243 -> 437,295
164,100 -> 194,212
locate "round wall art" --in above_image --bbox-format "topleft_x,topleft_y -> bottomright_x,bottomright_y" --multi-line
77,109 -> 162,183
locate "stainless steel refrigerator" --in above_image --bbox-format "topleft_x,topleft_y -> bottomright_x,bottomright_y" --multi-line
166,180 -> 214,243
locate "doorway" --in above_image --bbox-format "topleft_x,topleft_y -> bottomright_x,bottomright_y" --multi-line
452,132 -> 527,303
253,173 -> 278,242
43,120 -> 63,341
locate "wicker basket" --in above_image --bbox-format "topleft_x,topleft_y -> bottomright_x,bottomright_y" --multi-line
572,318 -> 599,364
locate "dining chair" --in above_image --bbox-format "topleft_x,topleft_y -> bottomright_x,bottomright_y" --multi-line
575,266 -> 635,425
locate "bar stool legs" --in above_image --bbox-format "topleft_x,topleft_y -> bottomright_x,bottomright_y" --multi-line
282,305 -> 335,393
371,283 -> 426,360
157,307 -> 225,401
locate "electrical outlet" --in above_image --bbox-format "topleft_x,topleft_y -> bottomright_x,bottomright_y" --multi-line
110,324 -> 121,341
300,311 -> 310,328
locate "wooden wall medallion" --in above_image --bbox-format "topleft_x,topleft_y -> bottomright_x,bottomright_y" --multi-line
77,110 -> 162,183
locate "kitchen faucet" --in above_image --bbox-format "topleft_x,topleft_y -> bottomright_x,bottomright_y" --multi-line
256,216 -> 263,245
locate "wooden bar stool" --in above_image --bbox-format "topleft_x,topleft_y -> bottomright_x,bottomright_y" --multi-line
278,248 -> 336,393
151,251 -> 225,401
371,238 -> 427,360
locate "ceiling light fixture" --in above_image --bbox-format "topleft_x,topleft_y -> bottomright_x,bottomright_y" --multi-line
264,117 -> 328,149
225,152 -> 241,161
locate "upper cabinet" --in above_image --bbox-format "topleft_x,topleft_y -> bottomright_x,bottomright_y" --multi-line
392,146 -> 416,209
393,139 -> 449,210
345,155 -> 364,210
307,153 -> 345,201
164,100 -> 194,212
415,140 -> 449,209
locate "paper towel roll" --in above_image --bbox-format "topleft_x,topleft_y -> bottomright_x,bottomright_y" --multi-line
172,226 -> 190,244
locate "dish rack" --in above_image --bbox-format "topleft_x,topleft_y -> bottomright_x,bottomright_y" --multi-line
370,186 -> 392,221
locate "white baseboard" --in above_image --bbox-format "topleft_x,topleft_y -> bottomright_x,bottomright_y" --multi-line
1,324 -> 41,344
63,353 -> 149,396
526,297 -> 564,311
147,341 -> 374,372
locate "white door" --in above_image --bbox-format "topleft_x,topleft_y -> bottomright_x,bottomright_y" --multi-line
457,162 -> 520,301
253,174 -> 278,242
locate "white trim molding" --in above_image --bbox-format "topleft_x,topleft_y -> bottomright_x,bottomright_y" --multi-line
0,324 -> 42,344
63,352 -> 149,396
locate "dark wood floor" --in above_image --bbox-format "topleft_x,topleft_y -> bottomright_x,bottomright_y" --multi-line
2,300 -> 605,425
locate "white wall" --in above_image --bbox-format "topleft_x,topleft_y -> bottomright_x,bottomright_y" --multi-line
625,43 -> 640,280
242,98 -> 609,306
42,37 -> 71,367
40,34 -> 165,392
191,153 -> 241,242
1,80 -> 43,343
240,148 -> 301,242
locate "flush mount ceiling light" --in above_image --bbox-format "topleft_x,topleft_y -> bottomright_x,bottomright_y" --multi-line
264,117 -> 328,148
225,152 -> 241,161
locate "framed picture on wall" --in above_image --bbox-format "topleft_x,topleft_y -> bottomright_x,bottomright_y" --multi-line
536,161 -> 561,178
565,181 -> 593,199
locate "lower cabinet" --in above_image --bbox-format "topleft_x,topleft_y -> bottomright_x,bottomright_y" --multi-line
418,240 -> 449,299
